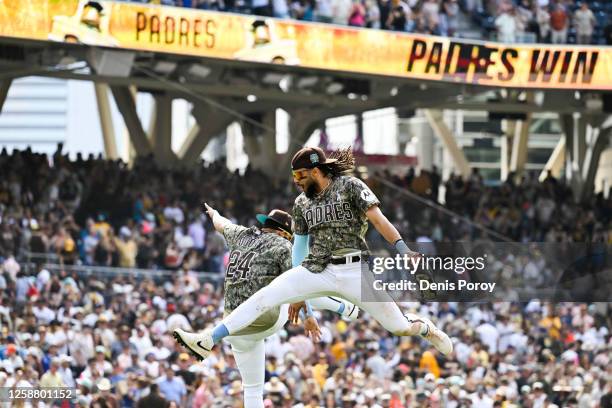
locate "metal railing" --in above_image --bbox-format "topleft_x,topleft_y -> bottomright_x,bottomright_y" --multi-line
19,252 -> 225,283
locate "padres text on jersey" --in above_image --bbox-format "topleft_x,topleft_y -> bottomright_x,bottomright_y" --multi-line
293,175 -> 380,273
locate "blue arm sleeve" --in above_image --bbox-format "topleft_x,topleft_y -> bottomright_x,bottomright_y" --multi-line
292,234 -> 310,268
292,234 -> 314,317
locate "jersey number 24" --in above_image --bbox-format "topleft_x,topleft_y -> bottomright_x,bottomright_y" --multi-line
226,250 -> 256,280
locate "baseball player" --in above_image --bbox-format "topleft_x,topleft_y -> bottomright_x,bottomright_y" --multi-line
175,205 -> 359,408
174,147 -> 452,364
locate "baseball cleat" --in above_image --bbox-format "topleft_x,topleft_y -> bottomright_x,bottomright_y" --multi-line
342,301 -> 360,322
173,328 -> 214,362
405,313 -> 453,356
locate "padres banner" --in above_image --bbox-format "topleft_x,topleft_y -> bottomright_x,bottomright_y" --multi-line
0,0 -> 610,90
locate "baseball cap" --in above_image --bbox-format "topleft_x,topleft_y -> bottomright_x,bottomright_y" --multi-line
291,146 -> 337,170
256,209 -> 292,235
85,1 -> 104,13
5,344 -> 17,356
97,378 -> 112,392
119,226 -> 131,238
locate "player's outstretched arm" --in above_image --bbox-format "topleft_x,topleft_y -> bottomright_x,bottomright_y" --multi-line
289,234 -> 317,324
367,205 -> 436,300
202,202 -> 232,232
366,205 -> 401,243
366,206 -> 420,257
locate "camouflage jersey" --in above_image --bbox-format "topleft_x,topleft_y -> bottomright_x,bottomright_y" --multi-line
293,175 -> 380,273
222,224 -> 292,312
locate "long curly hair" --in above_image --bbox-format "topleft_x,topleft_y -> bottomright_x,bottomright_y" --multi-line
320,147 -> 355,177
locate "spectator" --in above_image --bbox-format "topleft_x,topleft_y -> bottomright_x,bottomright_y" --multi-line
316,0 -> 333,22
605,18 -> 612,45
29,220 -> 49,254
157,366 -> 187,406
365,0 -> 381,28
387,5 -> 408,31
137,383 -> 169,408
40,358 -> 65,387
302,0 -> 317,21
92,377 -> 119,408
204,228 -> 226,273
495,6 -> 517,43
112,226 -> 137,268
59,355 -> 75,388
421,0 -> 440,34
536,5 -> 551,42
441,0 -> 459,36
348,0 -> 367,26
516,0 -> 535,40
252,0 -> 272,15
550,3 -> 568,44
272,0 -> 290,17
573,3 -> 596,44
332,0 -> 352,25
377,0 -> 392,30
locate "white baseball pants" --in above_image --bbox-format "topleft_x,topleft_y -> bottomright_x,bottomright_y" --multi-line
224,262 -> 420,338
226,296 -> 357,408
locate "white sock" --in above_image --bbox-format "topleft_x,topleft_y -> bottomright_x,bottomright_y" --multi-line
244,385 -> 264,408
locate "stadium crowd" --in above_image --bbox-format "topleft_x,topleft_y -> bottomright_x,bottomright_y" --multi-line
119,0 -> 612,45
0,147 -> 610,407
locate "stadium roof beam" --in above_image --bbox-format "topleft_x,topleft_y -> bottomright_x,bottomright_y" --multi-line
509,94 -> 534,178
178,104 -> 235,164
241,111 -> 277,177
0,79 -> 11,114
560,114 -> 577,185
430,93 -> 590,114
424,109 -> 471,179
110,85 -> 153,158
580,123 -> 611,202
36,69 -> 375,110
539,136 -> 566,182
93,83 -> 119,160
560,113 -> 612,201
150,93 -> 178,167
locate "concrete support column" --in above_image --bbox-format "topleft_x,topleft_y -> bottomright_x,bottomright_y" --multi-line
509,114 -> 532,177
179,103 -> 235,164
0,80 -> 11,114
594,148 -> 612,197
241,111 -> 277,177
110,85 -> 152,157
424,109 -> 470,179
417,119 -> 434,171
94,83 -> 118,160
559,113 -> 611,201
580,126 -> 611,201
539,136 -> 566,182
151,93 -> 176,167
275,108 -> 330,174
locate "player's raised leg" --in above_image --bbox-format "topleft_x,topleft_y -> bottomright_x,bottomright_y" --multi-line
330,262 -> 452,355
174,264 -> 335,360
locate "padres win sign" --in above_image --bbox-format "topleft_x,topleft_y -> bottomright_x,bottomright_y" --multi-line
0,0 -> 610,90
